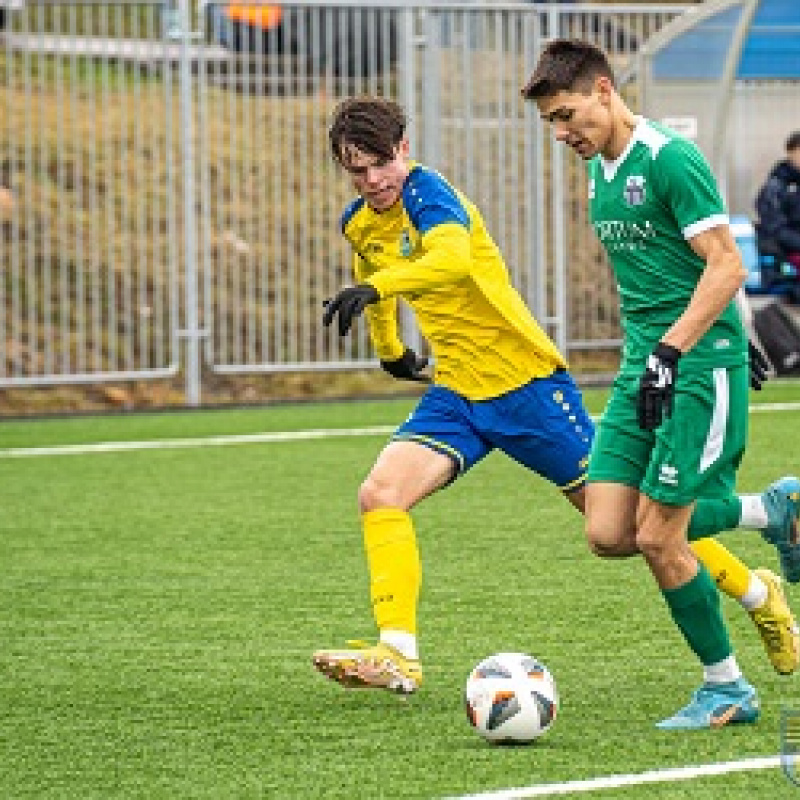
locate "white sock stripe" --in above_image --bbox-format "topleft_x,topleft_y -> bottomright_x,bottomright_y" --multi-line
703,655 -> 742,684
740,572 -> 769,611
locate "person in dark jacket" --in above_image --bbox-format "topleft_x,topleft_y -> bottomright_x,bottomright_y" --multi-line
756,131 -> 800,270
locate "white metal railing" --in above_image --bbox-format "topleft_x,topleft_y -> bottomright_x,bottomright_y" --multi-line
1,2 -> 690,400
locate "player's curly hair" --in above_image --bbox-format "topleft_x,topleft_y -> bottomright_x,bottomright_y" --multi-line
329,97 -> 406,168
521,39 -> 615,100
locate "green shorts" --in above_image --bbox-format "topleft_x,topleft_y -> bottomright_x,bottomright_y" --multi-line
587,364 -> 748,506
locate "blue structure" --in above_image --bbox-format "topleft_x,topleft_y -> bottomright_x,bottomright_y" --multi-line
652,0 -> 800,80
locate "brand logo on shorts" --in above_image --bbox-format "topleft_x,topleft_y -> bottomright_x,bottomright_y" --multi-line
658,464 -> 679,486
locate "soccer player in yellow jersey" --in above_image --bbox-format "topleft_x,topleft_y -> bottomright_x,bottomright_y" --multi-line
313,96 -> 800,696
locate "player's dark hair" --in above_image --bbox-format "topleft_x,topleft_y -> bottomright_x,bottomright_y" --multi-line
521,38 -> 615,100
786,131 -> 800,152
329,97 -> 406,168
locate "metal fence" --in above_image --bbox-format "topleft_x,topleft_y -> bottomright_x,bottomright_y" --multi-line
1,1 -> 689,403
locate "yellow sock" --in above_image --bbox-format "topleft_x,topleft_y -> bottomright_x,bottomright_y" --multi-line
690,537 -> 751,601
363,508 -> 421,636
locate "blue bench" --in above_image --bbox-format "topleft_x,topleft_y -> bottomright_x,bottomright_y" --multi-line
730,215 -> 800,302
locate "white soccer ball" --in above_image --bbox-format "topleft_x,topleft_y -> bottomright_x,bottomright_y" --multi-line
465,652 -> 558,744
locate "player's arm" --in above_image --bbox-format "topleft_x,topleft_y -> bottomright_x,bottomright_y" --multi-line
637,141 -> 746,430
323,226 -> 471,335
654,140 -> 746,354
637,224 -> 747,430
339,252 -> 430,382
352,252 -> 406,361
324,172 -> 470,337
367,223 -> 472,299
660,224 -> 746,354
369,170 -> 473,298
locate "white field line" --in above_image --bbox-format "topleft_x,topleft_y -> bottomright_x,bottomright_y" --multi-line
0,425 -> 397,458
448,755 -> 782,799
1,401 -> 799,459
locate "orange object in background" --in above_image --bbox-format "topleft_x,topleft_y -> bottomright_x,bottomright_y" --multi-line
206,3 -> 400,77
225,4 -> 283,29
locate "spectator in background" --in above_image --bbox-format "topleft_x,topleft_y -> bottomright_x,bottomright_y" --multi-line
756,131 -> 800,272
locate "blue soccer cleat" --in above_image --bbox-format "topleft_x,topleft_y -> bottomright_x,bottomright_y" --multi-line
656,678 -> 760,730
761,476 -> 800,584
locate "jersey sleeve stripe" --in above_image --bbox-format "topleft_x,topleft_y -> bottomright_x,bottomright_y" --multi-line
682,213 -> 729,240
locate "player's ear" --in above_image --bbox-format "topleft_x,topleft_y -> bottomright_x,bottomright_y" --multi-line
596,76 -> 614,106
594,75 -> 614,106
397,137 -> 411,160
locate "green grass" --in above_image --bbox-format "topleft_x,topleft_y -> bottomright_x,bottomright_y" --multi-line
2,385 -> 800,798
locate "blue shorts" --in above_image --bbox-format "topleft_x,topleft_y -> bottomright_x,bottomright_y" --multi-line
393,370 -> 594,492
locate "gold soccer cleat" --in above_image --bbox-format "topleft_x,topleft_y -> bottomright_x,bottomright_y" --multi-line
312,640 -> 422,694
750,568 -> 800,675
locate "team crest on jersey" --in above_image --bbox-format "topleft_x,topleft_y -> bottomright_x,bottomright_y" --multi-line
399,229 -> 412,257
623,175 -> 646,206
588,178 -> 595,200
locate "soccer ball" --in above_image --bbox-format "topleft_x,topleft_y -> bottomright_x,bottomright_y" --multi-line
464,653 -> 558,744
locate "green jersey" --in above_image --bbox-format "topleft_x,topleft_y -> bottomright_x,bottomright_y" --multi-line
588,118 -> 746,372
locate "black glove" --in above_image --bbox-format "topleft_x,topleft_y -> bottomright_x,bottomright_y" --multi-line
381,348 -> 431,383
322,284 -> 380,336
637,342 -> 681,431
748,340 -> 770,391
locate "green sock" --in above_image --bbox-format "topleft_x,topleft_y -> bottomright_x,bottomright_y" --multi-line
662,565 -> 732,666
687,497 -> 742,542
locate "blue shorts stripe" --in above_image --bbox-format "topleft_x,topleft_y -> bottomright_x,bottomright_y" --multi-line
391,432 -> 466,473
561,473 -> 588,493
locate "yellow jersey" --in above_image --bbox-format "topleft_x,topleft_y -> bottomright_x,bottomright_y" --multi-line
340,163 -> 566,400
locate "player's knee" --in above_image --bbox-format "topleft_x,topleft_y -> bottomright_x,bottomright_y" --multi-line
634,527 -> 668,562
585,514 -> 636,557
358,473 -> 403,512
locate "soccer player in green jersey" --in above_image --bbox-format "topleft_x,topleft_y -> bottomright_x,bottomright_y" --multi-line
523,39 -> 800,729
